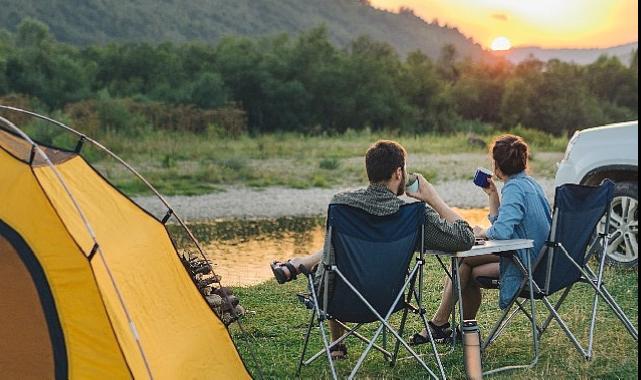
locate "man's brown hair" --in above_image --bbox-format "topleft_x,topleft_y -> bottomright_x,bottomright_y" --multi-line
365,140 -> 407,183
490,134 -> 528,176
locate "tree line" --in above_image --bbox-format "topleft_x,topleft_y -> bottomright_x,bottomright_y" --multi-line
0,19 -> 637,136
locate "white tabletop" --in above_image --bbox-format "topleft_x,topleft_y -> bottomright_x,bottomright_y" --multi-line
426,239 -> 534,258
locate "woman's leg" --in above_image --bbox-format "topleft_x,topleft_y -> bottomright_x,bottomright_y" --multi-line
431,255 -> 499,326
462,261 -> 500,319
461,284 -> 482,320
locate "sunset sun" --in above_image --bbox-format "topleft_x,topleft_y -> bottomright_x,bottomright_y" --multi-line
490,36 -> 512,51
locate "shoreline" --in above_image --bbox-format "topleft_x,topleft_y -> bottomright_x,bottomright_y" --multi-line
133,178 -> 556,222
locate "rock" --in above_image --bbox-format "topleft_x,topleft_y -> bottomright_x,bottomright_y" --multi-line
205,294 -> 223,307
467,133 -> 486,148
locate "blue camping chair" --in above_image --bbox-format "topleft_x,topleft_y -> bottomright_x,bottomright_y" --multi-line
296,202 -> 446,380
478,180 -> 638,375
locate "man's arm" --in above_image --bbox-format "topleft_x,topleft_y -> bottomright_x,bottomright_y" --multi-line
406,174 -> 475,251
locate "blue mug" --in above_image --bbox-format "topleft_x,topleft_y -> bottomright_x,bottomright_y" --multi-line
473,167 -> 493,188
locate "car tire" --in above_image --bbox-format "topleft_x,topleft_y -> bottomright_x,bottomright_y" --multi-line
596,181 -> 638,267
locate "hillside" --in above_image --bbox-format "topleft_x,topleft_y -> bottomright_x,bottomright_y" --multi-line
506,42 -> 638,65
0,0 -> 484,59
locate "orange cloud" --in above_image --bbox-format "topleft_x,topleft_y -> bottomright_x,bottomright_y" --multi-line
491,13 -> 508,22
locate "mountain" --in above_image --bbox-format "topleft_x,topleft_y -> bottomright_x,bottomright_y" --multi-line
506,42 -> 638,65
0,0 -> 484,59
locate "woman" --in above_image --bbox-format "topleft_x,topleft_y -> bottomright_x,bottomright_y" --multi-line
411,134 -> 552,344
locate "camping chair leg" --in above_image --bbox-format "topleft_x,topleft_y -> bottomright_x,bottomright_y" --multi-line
587,238 -> 609,359
482,304 -> 516,350
539,285 -> 573,338
391,301 -> 411,366
540,294 -> 590,358
598,286 -> 638,340
408,284 -> 447,378
333,268 -> 440,380
581,254 -> 638,341
296,309 -> 316,376
304,322 -> 393,366
560,245 -> 638,341
513,299 -> 543,335
335,322 -> 392,359
307,275 -> 338,380
484,253 -> 539,376
482,270 -> 531,351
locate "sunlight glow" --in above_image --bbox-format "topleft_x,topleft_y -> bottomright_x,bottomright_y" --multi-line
370,0 -> 637,49
490,36 -> 511,51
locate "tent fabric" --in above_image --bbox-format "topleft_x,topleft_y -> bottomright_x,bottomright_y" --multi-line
0,148 -> 131,379
0,140 -> 250,379
0,222 -> 59,379
326,202 -> 424,323
533,180 -> 615,294
0,127 -> 75,166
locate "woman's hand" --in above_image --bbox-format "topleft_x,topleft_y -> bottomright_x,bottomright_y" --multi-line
482,178 -> 498,196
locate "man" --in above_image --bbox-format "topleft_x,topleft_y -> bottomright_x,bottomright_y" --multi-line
270,139 -> 474,359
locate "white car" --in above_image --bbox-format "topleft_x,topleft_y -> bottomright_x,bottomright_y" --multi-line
554,120 -> 638,266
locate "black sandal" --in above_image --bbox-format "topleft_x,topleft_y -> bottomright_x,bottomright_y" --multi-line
270,260 -> 299,284
410,333 -> 431,346
329,343 -> 347,360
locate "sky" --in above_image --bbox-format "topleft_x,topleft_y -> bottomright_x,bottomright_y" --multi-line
370,0 -> 638,49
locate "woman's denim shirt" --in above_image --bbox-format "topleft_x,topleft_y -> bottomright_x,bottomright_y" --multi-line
486,171 -> 552,309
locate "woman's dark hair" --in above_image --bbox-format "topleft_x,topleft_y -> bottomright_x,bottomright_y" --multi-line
365,140 -> 407,183
490,134 -> 529,176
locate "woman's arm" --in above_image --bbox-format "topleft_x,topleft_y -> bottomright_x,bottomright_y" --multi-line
480,182 -> 526,240
483,178 -> 500,219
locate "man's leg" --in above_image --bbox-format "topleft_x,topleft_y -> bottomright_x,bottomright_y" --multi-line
329,320 -> 347,359
272,249 -> 323,281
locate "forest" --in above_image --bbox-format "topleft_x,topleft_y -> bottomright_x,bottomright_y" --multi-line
0,19 -> 637,138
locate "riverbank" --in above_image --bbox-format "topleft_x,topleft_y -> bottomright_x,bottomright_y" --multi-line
134,178 -> 556,221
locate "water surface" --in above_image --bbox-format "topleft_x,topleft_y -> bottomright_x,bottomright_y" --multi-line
171,208 -> 490,287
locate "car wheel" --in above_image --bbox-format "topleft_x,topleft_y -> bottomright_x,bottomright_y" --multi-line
596,181 -> 638,267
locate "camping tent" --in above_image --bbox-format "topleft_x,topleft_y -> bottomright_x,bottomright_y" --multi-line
0,109 -> 251,379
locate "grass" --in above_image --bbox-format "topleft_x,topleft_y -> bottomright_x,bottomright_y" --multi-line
229,263 -> 637,379
71,128 -> 567,197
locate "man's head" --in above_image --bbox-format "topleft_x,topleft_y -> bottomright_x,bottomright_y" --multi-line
365,140 -> 407,195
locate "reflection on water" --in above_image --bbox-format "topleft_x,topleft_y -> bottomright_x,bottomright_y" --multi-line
170,208 -> 490,287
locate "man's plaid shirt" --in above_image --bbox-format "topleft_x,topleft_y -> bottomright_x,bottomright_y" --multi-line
314,183 -> 475,289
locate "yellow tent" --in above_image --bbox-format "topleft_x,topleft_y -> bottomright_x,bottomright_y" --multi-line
0,110 -> 251,379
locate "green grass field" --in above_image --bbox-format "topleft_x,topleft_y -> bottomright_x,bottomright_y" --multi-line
230,263 -> 637,379
53,127 -> 566,196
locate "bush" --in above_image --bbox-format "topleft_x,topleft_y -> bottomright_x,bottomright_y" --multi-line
319,157 -> 340,170
508,124 -> 568,151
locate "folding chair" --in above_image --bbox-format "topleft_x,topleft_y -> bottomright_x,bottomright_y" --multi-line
478,179 -> 638,375
296,202 -> 446,380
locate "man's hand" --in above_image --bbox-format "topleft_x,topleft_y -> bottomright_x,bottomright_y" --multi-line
406,174 -> 440,205
473,225 -> 487,238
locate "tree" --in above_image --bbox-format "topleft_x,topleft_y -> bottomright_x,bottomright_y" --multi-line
437,44 -> 459,82
190,72 -> 228,109
16,18 -> 52,48
399,51 -> 452,132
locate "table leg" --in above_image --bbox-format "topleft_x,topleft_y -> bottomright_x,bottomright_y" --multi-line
451,257 -> 466,347
455,257 -> 465,330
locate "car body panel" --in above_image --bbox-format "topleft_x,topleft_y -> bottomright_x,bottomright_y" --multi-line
554,121 -> 638,187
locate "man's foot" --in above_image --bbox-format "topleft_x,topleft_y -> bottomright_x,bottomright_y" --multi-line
410,321 -> 453,345
270,260 -> 301,284
329,343 -> 347,360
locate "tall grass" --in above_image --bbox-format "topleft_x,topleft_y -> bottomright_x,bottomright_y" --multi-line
18,119 -> 568,196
